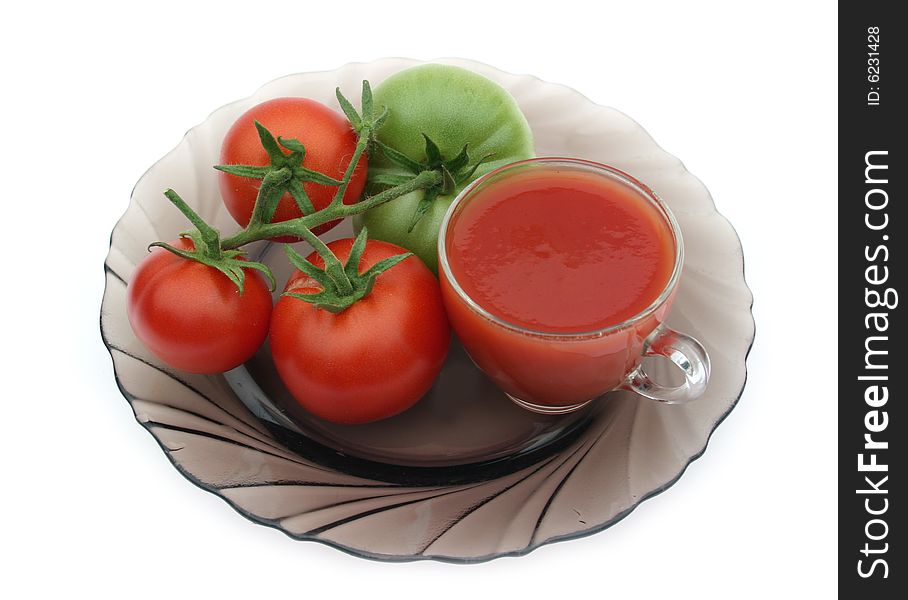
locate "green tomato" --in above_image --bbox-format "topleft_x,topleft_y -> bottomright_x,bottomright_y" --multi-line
355,64 -> 535,273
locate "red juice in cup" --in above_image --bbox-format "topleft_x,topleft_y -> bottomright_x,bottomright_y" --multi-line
439,158 -> 707,413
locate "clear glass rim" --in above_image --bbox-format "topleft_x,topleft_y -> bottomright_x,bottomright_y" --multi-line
437,157 -> 685,340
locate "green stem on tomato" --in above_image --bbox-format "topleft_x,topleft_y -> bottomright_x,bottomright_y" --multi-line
220,169 -> 441,250
326,126 -> 371,209
282,226 -> 412,313
248,167 -> 292,228
294,226 -> 354,295
163,189 -> 221,259
153,189 -> 278,293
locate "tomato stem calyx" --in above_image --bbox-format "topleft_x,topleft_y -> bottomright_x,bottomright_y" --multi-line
336,80 -> 388,142
374,135 -> 495,232
215,121 -> 343,222
150,189 -> 276,294
283,227 -> 411,313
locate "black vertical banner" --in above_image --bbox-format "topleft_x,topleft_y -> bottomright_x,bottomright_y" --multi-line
839,2 -> 902,595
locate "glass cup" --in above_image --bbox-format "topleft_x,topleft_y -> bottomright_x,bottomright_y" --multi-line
437,158 -> 710,414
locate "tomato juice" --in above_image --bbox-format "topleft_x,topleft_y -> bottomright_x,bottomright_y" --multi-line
438,159 -> 680,411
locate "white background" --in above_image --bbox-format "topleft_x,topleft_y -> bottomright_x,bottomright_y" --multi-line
1,1 -> 836,597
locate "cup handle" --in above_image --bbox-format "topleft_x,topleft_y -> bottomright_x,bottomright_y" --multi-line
622,327 -> 711,404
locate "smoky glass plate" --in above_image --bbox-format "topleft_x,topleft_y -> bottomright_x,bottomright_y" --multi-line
101,58 -> 754,562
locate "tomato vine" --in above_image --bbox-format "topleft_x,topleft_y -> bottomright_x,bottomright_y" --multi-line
152,81 -> 442,294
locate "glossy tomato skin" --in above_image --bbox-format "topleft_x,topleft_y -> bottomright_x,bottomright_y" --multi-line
126,238 -> 272,374
269,239 -> 450,424
219,98 -> 367,240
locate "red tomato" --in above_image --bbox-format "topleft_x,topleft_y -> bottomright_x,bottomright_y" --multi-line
218,98 -> 367,240
269,239 -> 450,424
126,238 -> 272,374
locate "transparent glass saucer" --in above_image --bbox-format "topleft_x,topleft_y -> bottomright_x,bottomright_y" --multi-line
101,58 -> 754,562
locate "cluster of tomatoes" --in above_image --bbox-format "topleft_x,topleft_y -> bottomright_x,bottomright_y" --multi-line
126,65 -> 534,425
127,96 -> 450,424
